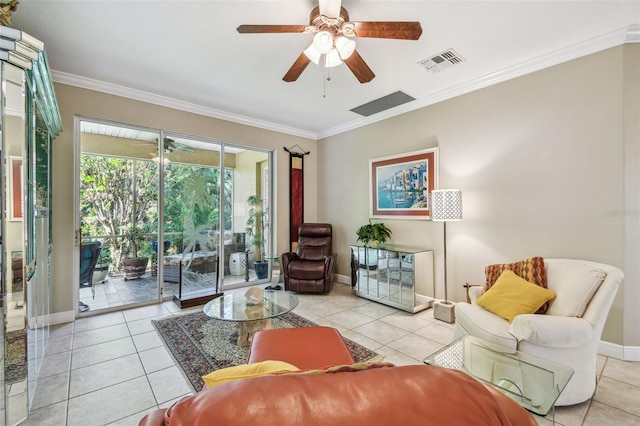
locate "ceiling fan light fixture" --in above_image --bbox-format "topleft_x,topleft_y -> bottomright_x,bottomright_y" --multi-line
303,43 -> 322,65
335,36 -> 355,59
152,155 -> 170,166
313,30 -> 333,54
325,48 -> 342,67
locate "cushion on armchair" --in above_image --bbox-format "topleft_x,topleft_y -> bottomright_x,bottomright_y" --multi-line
484,256 -> 549,313
476,270 -> 556,323
288,259 -> 326,280
545,260 -> 606,317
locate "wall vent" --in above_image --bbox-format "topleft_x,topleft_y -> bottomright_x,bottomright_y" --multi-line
350,91 -> 415,117
418,49 -> 465,73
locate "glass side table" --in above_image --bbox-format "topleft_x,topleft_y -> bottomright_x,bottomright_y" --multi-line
424,335 -> 573,424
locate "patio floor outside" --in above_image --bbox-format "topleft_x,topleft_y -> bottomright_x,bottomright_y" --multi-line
78,269 -> 264,313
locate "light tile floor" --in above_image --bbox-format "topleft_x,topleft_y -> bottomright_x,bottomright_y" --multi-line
26,283 -> 640,425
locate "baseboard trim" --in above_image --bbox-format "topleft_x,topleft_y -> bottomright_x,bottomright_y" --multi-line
599,340 -> 640,362
49,310 -> 75,326
335,273 -> 350,285
337,273 -> 639,361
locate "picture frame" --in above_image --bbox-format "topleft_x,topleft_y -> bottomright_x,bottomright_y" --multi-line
369,148 -> 439,219
9,156 -> 23,221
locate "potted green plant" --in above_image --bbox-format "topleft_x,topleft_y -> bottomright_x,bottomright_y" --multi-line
245,195 -> 269,279
356,220 -> 392,247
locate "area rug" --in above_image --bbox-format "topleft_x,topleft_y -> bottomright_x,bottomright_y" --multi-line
153,311 -> 379,391
6,329 -> 27,384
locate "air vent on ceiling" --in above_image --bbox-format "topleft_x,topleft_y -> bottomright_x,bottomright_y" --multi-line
350,91 -> 416,117
418,49 -> 465,73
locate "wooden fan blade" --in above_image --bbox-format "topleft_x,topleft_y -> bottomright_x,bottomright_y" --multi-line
351,21 -> 423,40
344,50 -> 375,83
237,25 -> 308,34
283,53 -> 311,82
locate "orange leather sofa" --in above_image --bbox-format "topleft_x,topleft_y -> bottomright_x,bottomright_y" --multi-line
139,327 -> 536,426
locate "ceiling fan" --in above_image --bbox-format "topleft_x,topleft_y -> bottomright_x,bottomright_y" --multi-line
150,137 -> 195,154
237,0 -> 422,83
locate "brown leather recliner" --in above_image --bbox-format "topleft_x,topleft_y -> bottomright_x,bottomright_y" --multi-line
281,223 -> 335,293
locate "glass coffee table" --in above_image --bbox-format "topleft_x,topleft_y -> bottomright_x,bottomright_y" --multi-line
203,289 -> 298,346
424,335 -> 573,422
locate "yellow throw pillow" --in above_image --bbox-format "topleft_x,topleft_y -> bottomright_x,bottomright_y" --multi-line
202,360 -> 300,388
476,270 -> 556,323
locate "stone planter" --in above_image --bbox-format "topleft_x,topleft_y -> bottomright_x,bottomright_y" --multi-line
123,257 -> 149,281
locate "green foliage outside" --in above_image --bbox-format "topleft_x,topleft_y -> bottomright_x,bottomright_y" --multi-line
80,155 -> 233,272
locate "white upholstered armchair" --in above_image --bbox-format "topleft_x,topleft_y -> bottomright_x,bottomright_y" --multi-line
453,258 -> 623,406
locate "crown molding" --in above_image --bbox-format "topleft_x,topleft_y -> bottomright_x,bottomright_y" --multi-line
318,24 -> 638,140
52,25 -> 637,142
51,71 -> 319,141
626,24 -> 640,42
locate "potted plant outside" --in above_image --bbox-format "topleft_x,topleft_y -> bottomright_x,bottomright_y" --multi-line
123,228 -> 149,281
245,195 -> 269,279
356,220 -> 392,247
92,246 -> 110,283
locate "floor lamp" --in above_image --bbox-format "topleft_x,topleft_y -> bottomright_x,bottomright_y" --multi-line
430,189 -> 462,323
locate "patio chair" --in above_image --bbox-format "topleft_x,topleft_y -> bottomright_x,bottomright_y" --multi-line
79,241 -> 102,312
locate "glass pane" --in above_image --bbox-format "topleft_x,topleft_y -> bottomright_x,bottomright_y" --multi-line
2,61 -> 28,426
79,121 -> 161,312
226,149 -> 271,290
162,135 -> 223,304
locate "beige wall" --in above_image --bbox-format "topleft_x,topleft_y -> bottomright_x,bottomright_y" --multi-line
318,46 -> 636,346
51,85 -> 316,316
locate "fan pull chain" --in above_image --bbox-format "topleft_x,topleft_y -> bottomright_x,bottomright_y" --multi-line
323,67 -> 331,98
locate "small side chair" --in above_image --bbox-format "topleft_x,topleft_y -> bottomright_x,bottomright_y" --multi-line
79,241 -> 102,312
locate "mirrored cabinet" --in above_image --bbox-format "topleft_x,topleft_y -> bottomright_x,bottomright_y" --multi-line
0,27 -> 61,426
350,243 -> 434,313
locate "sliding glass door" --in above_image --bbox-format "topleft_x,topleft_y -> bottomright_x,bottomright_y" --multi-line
76,118 -> 273,314
78,121 -> 161,312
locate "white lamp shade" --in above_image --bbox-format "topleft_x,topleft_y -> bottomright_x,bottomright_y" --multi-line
303,43 -> 321,65
313,30 -> 334,54
431,189 -> 462,221
335,36 -> 356,59
325,48 -> 343,67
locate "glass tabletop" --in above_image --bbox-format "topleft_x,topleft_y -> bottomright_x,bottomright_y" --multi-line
424,335 -> 574,417
203,289 -> 298,322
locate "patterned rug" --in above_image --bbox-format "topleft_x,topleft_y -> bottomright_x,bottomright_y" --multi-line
153,311 -> 379,391
6,329 -> 27,384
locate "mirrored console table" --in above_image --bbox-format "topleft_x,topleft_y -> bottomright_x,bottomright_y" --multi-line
350,244 -> 434,313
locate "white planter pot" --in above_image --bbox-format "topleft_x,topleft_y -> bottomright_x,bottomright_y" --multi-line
93,264 -> 109,284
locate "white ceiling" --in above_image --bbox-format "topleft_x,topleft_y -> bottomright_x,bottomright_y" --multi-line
11,1 -> 640,140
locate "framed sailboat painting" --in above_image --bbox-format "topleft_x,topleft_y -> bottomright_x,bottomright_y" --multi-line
369,148 -> 439,219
